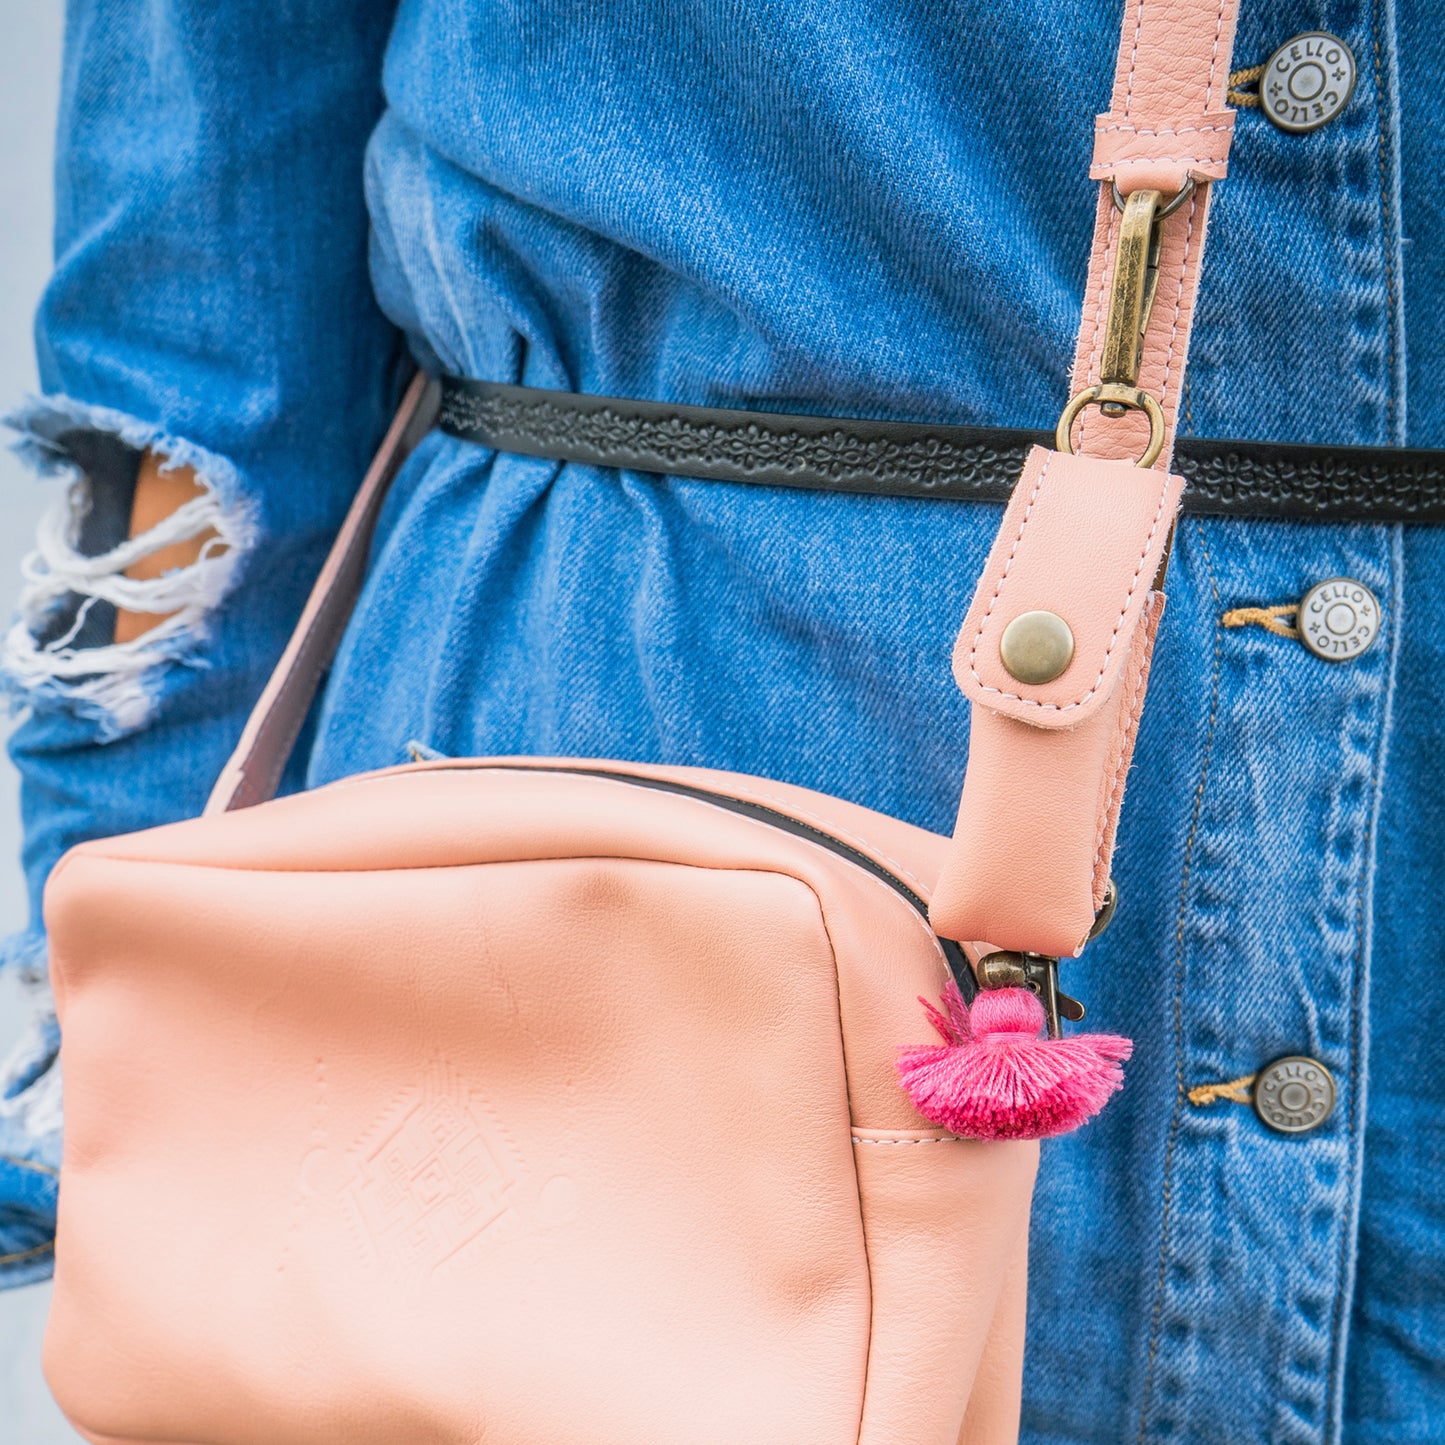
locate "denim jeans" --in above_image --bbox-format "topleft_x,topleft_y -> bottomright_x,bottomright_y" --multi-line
2,1 -> 1442,1440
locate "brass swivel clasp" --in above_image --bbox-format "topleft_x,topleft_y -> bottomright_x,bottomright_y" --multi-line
1098,187 -> 1166,404
977,951 -> 1085,1041
1056,179 -> 1195,468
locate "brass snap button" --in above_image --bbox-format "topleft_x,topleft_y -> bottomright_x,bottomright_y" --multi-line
999,610 -> 1075,685
1254,1055 -> 1336,1134
1261,33 -> 1357,133
1298,577 -> 1380,662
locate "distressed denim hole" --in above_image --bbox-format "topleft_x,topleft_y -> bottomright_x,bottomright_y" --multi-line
2,396 -> 257,739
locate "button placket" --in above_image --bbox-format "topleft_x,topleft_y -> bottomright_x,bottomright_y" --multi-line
1182,6 -> 1403,453
1137,520 -> 1395,1443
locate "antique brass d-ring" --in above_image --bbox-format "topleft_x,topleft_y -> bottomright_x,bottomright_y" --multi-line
1055,383 -> 1166,468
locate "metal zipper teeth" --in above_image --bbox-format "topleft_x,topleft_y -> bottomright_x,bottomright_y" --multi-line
432,760 -> 976,1002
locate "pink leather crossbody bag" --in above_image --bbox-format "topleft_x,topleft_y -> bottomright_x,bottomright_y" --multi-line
42,3 -> 1239,1440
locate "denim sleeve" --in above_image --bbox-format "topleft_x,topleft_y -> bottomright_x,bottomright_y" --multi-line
0,0 -> 402,1279
5,0 -> 405,934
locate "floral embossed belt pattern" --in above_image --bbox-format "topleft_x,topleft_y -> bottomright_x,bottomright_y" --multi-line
438,376 -> 1445,524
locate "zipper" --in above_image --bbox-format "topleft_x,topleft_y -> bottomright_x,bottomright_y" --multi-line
427,760 -> 976,1001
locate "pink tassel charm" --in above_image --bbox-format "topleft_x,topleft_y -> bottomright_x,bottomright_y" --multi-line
898,981 -> 1132,1140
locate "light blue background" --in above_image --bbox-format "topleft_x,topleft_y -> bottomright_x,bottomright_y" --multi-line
0,4 -> 83,1438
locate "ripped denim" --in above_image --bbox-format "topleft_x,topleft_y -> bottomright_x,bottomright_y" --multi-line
3,397 -> 256,739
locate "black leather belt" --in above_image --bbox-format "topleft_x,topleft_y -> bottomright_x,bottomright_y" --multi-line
437,376 -> 1445,524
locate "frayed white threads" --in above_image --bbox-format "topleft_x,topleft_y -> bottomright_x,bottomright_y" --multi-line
2,393 -> 258,737
4,474 -> 247,737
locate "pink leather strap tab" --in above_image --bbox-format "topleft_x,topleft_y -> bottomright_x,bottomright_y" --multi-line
954,447 -> 1182,731
934,447 -> 1181,955
1091,0 -> 1241,195
933,0 -> 1238,957
206,372 -> 439,815
1090,109 -> 1235,190
933,592 -> 1165,958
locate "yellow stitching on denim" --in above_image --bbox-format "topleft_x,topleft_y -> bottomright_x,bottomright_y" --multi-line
1221,603 -> 1300,639
1373,0 -> 1400,439
1186,1073 -> 1257,1106
1,1153 -> 58,1178
1226,64 -> 1263,107
0,1239 -> 54,1266
1137,520 -> 1223,1445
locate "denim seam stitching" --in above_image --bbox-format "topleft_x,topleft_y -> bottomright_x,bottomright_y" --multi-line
0,1239 -> 54,1267
1324,524 -> 1398,1442
1371,0 -> 1400,440
1135,518 -> 1222,1445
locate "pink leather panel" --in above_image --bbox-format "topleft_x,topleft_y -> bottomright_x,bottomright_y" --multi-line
935,443 -> 1180,952
953,446 -> 1182,728
853,1131 -> 1036,1445
45,761 -> 1032,1443
48,853 -> 871,1443
957,1221 -> 1030,1445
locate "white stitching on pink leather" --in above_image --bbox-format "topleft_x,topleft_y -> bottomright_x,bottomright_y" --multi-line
1122,0 -> 1144,117
964,452 -> 1051,681
1076,197 -> 1119,453
851,1136 -> 967,1146
1094,123 -> 1233,135
1101,155 -> 1233,167
1206,0 -> 1229,108
1091,614 -> 1153,880
966,458 -> 1172,713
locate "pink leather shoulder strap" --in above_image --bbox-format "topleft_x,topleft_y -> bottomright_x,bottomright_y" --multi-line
929,0 -> 1239,957
206,372 -> 439,815
1074,0 -> 1241,467
1090,0 -> 1240,194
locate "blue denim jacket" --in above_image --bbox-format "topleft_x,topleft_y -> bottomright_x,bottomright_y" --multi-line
3,2 -> 1442,1440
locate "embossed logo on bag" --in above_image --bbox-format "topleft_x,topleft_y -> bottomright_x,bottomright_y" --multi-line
341,1064 -> 520,1273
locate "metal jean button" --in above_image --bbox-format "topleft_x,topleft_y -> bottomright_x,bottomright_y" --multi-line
1261,33 -> 1357,133
1254,1055 -> 1336,1134
1298,577 -> 1380,662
